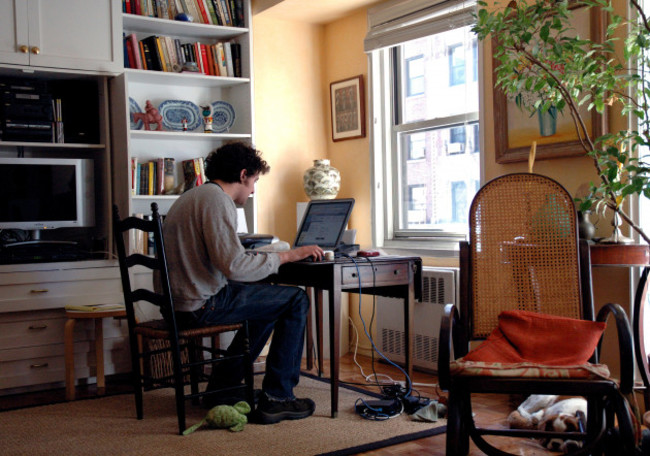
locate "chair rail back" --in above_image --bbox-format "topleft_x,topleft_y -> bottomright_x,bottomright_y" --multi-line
466,173 -> 583,339
112,203 -> 175,329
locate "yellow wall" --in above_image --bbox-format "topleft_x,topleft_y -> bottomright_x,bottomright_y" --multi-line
252,16 -> 327,243
253,1 -> 633,360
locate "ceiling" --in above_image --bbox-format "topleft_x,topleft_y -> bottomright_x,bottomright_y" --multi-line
252,0 -> 385,24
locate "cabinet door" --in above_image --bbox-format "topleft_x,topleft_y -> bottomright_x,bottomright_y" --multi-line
0,0 -> 29,66
26,0 -> 121,73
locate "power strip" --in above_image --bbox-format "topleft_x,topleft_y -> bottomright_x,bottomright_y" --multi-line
355,399 -> 402,420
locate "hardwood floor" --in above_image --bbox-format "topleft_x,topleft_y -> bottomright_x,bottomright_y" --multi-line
0,351 -> 558,455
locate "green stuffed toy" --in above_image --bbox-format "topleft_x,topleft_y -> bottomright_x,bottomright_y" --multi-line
183,401 -> 251,434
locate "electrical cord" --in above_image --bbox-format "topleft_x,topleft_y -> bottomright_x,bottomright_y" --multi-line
339,253 -> 413,400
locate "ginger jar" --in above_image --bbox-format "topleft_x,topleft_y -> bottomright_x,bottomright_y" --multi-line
303,159 -> 340,200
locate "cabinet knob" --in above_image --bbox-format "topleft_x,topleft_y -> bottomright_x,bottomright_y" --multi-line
30,289 -> 49,293
31,46 -> 40,55
19,45 -> 28,53
30,363 -> 49,369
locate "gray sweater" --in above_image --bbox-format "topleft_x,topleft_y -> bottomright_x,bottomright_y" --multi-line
161,182 -> 280,312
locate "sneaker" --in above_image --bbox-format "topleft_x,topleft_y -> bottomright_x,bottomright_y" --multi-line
254,395 -> 315,424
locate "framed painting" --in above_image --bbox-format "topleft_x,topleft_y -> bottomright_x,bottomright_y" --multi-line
330,75 -> 366,142
493,6 -> 606,163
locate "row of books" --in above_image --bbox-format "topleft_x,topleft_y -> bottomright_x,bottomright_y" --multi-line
124,33 -> 242,77
130,156 -> 208,196
123,0 -> 245,28
131,157 -> 176,195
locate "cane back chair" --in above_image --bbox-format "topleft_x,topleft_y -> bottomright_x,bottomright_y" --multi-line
113,202 -> 254,435
438,173 -> 638,455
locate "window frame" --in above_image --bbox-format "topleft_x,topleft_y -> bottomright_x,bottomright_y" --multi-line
367,0 -> 484,256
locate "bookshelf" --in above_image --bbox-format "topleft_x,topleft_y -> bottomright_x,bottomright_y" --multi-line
111,0 -> 256,246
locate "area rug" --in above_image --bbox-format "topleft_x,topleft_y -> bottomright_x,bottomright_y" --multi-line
0,375 -> 445,456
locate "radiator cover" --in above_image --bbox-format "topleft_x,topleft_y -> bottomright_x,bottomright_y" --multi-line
376,267 -> 458,373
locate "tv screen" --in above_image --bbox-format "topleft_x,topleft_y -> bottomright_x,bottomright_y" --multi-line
0,158 -> 95,234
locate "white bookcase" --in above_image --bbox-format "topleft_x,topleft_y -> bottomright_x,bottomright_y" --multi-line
110,2 -> 256,246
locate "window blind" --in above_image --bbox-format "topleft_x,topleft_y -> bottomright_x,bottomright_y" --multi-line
364,0 -> 477,53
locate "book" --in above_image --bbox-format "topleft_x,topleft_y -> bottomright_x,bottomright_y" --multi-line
219,0 -> 231,25
141,36 -> 162,71
233,0 -> 244,27
128,33 -> 143,69
224,41 -> 234,77
139,40 -> 148,70
193,158 -> 203,185
163,157 -> 175,194
203,44 -> 213,76
156,157 -> 165,194
228,0 -> 238,26
182,158 -> 199,190
199,44 -> 210,76
215,42 -> 227,77
155,36 -> 169,72
65,304 -> 125,312
131,156 -> 138,195
123,34 -> 130,68
173,38 -> 185,66
209,0 -> 223,25
210,44 -> 220,76
197,0 -> 212,24
148,161 -> 155,195
164,36 -> 179,72
230,42 -> 241,77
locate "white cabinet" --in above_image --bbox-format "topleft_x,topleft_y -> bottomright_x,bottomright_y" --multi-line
111,2 -> 256,246
0,261 -> 129,393
0,0 -> 121,74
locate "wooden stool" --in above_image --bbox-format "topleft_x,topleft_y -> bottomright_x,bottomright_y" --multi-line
64,308 -> 127,400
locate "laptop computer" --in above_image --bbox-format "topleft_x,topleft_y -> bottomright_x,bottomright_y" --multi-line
294,198 -> 355,250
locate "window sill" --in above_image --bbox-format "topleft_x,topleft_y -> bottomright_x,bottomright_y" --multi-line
378,237 -> 462,259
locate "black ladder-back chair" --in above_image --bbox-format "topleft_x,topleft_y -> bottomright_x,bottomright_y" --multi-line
113,202 -> 255,435
438,173 -> 638,455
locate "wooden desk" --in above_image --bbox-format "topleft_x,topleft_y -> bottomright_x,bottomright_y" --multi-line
271,255 -> 422,417
590,243 -> 650,407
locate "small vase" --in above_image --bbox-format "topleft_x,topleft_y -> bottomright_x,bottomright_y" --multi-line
537,105 -> 557,137
577,210 -> 595,241
303,159 -> 341,200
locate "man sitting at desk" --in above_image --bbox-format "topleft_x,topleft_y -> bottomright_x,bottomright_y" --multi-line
160,141 -> 323,424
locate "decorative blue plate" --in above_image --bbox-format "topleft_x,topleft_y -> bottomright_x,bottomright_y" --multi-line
129,97 -> 143,130
210,101 -> 235,133
158,100 -> 201,131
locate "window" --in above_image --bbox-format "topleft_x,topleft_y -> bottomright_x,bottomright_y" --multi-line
366,0 -> 481,254
448,126 -> 466,155
406,55 -> 425,96
449,44 -> 466,86
408,132 -> 426,160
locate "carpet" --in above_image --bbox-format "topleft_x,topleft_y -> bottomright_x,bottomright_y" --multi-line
0,375 -> 445,456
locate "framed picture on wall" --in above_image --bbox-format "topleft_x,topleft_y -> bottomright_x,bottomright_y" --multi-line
493,5 -> 606,163
330,75 -> 366,142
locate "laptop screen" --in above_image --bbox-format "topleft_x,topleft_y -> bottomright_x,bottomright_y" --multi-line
294,198 -> 355,249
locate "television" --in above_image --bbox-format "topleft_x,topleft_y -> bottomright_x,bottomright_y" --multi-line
0,158 -> 95,245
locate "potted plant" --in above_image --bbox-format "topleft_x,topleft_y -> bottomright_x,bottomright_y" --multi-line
473,0 -> 650,243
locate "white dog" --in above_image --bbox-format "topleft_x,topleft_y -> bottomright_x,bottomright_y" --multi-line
507,395 -> 587,454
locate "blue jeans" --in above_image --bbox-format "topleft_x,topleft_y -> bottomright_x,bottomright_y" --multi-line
191,281 -> 309,400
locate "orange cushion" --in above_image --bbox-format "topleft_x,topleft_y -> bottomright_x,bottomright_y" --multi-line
462,310 -> 606,365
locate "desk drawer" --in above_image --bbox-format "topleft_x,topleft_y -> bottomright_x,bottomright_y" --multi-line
341,262 -> 410,287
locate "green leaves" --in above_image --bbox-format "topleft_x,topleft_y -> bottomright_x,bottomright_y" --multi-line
475,0 -> 650,243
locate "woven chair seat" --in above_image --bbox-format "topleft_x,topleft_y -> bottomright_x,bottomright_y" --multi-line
134,319 -> 243,339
